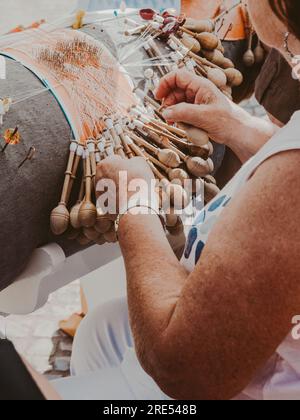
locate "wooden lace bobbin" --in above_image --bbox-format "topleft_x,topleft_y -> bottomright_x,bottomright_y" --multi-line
184,18 -> 215,34
132,111 -> 187,139
67,227 -> 80,241
176,123 -> 210,147
77,231 -> 92,246
129,108 -> 172,137
125,136 -> 189,210
87,139 -> 98,181
70,179 -> 85,230
94,209 -> 114,235
243,30 -> 255,67
166,215 -> 184,236
147,37 -> 172,74
129,130 -> 181,169
150,119 -> 187,139
0,98 -> 12,126
204,174 -> 217,184
103,130 -> 115,157
103,228 -> 118,244
196,32 -> 219,51
254,41 -> 265,64
180,33 -> 201,54
164,206 -> 184,238
143,40 -> 166,77
153,169 -> 190,211
164,140 -> 214,178
136,126 -> 214,178
124,24 -> 148,36
169,35 -> 229,72
96,137 -> 106,162
144,69 -> 157,95
78,149 -> 97,228
189,142 -> 213,160
134,89 -> 161,111
143,151 -> 189,185
134,118 -> 185,147
147,126 -> 211,160
204,179 -> 221,203
50,140 -> 77,235
201,49 -> 228,69
105,118 -> 126,159
66,142 -> 84,204
95,235 -> 106,246
224,68 -> 244,87
165,207 -> 179,228
206,67 -> 227,89
83,226 -> 102,242
114,122 -> 135,159
216,39 -> 225,54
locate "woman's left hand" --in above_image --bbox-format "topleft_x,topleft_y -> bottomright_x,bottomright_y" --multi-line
96,156 -> 156,213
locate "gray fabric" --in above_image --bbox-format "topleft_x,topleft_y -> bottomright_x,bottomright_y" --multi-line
0,57 -> 72,291
0,24 -> 147,292
0,22 -> 225,291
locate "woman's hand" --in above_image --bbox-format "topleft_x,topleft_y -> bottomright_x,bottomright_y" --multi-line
96,156 -> 156,214
155,69 -> 242,145
155,70 -> 278,162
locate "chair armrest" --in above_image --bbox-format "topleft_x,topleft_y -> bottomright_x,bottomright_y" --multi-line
0,243 -> 121,315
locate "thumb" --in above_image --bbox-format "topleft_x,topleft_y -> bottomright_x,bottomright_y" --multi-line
162,103 -> 209,128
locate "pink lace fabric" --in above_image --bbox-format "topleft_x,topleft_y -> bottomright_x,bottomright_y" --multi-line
2,27 -> 136,140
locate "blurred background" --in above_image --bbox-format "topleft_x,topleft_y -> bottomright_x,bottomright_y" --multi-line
0,0 -> 179,34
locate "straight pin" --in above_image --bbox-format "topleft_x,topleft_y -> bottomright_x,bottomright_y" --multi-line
18,146 -> 36,168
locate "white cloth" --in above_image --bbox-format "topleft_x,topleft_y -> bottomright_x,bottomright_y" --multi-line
64,111 -> 300,400
54,298 -> 169,400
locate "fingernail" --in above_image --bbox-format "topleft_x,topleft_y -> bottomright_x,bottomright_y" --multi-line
153,88 -> 158,98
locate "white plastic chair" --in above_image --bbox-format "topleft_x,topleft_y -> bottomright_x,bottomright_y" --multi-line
0,243 -> 121,315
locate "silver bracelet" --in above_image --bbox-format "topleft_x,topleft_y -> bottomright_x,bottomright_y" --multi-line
115,204 -> 166,238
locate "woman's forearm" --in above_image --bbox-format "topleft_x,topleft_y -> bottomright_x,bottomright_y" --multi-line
118,214 -> 187,362
225,103 -> 279,163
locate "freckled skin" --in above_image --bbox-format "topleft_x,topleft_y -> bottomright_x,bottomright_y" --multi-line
94,1 -> 300,400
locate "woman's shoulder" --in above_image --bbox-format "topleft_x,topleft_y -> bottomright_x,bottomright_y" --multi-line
249,111 -> 300,171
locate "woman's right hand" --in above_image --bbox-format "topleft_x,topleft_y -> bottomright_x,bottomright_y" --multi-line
155,69 -> 246,146
155,69 -> 277,162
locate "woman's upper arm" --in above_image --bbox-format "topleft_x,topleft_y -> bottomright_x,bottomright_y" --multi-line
154,150 -> 300,400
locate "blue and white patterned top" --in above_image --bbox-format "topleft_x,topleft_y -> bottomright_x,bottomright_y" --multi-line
182,111 -> 300,277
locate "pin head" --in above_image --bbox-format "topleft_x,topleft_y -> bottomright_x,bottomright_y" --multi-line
4,127 -> 21,145
139,8 -> 156,21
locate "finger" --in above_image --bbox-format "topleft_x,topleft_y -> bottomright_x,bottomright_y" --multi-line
162,103 -> 209,127
163,88 -> 187,107
155,69 -> 200,101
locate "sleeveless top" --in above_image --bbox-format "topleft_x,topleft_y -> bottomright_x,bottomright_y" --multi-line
182,111 -> 300,400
